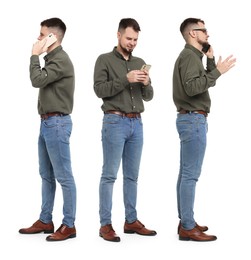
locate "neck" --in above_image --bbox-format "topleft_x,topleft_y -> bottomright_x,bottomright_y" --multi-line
117,45 -> 130,60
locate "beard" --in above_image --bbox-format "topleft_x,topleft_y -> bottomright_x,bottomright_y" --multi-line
198,39 -> 209,47
119,43 -> 133,55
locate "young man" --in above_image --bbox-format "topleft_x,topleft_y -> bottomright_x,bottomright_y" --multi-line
19,17 -> 77,242
94,18 -> 156,242
173,17 -> 236,241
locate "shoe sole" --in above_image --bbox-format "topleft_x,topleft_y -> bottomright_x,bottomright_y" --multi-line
44,230 -> 55,234
99,233 -> 120,242
46,233 -> 76,241
179,236 -> 217,242
19,229 -> 54,234
124,230 -> 157,236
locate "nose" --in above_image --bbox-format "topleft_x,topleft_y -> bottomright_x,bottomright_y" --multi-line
130,40 -> 137,47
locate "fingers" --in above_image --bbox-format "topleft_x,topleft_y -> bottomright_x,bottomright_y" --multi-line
224,55 -> 236,63
127,70 -> 149,83
216,54 -> 236,74
225,54 -> 234,61
224,55 -> 236,68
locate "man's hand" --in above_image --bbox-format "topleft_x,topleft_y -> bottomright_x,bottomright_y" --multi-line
216,55 -> 236,74
204,45 -> 214,59
32,40 -> 47,56
127,70 -> 150,86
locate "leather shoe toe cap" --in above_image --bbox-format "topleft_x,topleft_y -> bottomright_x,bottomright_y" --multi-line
99,224 -> 120,242
124,220 -> 157,236
46,224 -> 76,241
19,220 -> 54,234
179,226 -> 217,242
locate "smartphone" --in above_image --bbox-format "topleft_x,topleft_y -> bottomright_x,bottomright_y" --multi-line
41,33 -> 57,48
141,64 -> 151,71
202,43 -> 211,53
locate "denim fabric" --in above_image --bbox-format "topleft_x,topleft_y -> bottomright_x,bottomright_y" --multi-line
38,115 -> 76,228
176,113 -> 208,230
99,114 -> 143,226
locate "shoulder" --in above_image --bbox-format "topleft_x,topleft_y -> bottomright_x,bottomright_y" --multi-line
97,50 -> 113,58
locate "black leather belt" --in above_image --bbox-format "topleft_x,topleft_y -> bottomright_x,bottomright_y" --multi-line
105,110 -> 141,118
40,112 -> 68,120
179,109 -> 208,117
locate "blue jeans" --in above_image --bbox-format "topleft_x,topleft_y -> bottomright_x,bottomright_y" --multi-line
99,114 -> 143,226
176,113 -> 208,230
38,115 -> 76,228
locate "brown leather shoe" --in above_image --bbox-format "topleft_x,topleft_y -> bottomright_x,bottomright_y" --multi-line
46,224 -> 76,241
99,224 -> 120,242
124,220 -> 157,236
179,226 -> 217,241
19,220 -> 54,234
177,220 -> 208,234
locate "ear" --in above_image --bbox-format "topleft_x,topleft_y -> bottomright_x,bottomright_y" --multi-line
117,31 -> 121,39
189,30 -> 196,38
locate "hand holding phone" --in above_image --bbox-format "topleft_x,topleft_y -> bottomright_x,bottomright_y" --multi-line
202,43 -> 211,53
140,64 -> 151,72
41,33 -> 57,49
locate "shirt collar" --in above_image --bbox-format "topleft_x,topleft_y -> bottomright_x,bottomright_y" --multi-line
185,44 -> 203,59
44,45 -> 63,61
112,46 -> 132,61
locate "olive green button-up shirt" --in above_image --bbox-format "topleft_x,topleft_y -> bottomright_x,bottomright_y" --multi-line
30,46 -> 75,115
173,44 -> 221,113
94,47 -> 154,113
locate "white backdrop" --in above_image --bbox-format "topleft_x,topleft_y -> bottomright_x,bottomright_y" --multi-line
1,0 -> 248,259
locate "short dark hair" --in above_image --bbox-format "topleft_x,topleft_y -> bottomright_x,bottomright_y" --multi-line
41,17 -> 66,35
180,17 -> 205,35
118,18 -> 141,33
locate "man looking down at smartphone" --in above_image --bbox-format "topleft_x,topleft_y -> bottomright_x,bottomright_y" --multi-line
173,17 -> 236,241
94,18 -> 156,242
19,17 -> 77,242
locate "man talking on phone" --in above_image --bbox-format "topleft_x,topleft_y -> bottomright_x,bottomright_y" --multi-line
19,17 -> 77,242
173,17 -> 236,241
94,18 -> 156,242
